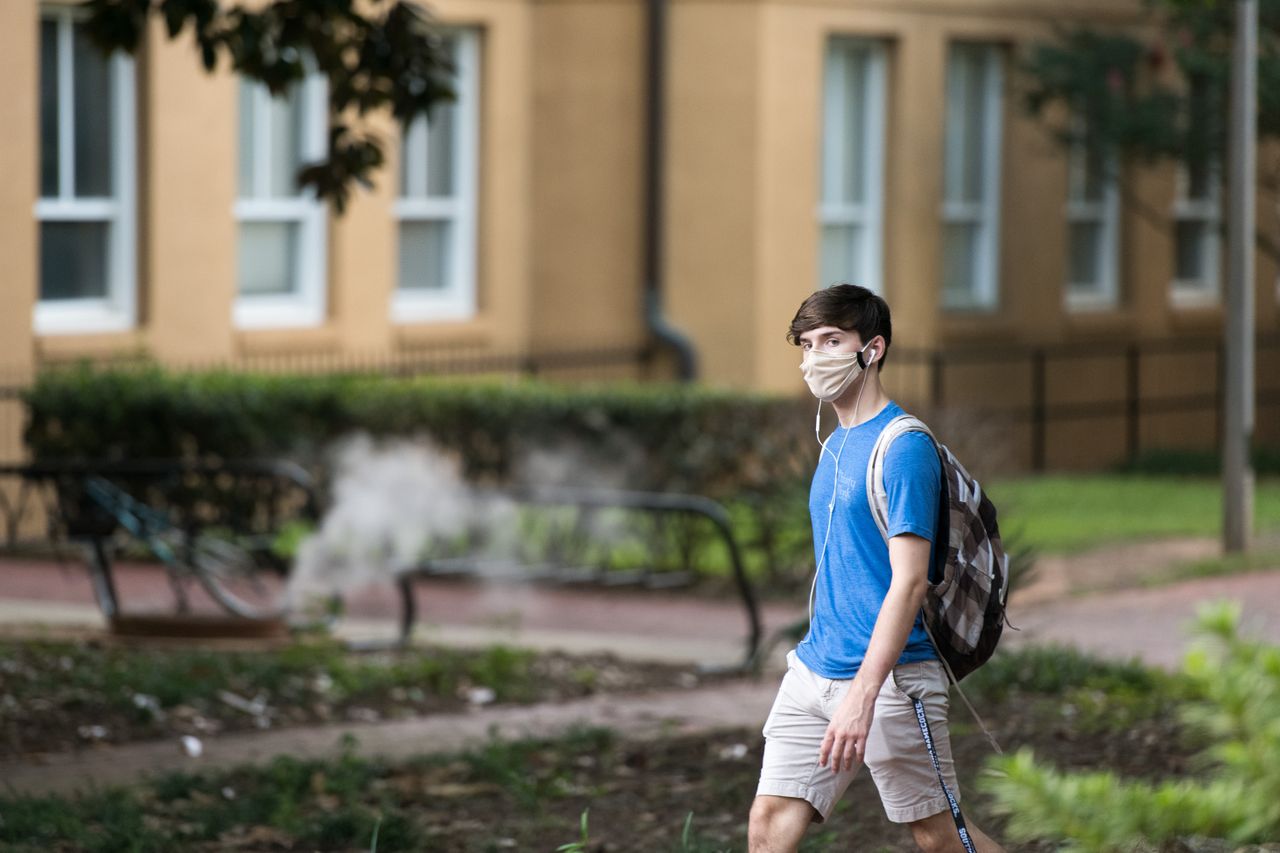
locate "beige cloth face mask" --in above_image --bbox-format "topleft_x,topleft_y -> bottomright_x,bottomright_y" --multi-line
801,341 -> 875,452
800,341 -> 873,402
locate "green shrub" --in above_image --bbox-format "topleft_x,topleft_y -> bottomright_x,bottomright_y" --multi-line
1117,447 -> 1280,477
981,601 -> 1280,850
24,363 -> 819,585
23,363 -> 809,490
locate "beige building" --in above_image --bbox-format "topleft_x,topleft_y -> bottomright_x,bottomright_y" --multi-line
1,0 -> 1277,469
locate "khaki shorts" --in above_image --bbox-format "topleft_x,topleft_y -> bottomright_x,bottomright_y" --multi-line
756,649 -> 959,824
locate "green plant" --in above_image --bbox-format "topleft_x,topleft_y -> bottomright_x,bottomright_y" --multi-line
1116,447 -> 1280,478
981,601 -> 1280,850
556,808 -> 590,852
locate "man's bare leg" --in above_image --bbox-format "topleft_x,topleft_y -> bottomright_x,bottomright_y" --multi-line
747,795 -> 817,852
907,810 -> 1005,853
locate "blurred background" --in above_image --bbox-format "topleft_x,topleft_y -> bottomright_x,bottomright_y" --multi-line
1,0 -> 1279,850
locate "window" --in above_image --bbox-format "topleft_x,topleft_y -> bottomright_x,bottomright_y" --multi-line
1064,130 -> 1121,310
818,38 -> 887,293
1170,156 -> 1221,307
941,43 -> 1004,311
393,30 -> 480,323
36,7 -> 137,335
234,69 -> 328,328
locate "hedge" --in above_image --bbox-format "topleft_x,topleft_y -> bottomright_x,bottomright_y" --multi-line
23,364 -> 820,586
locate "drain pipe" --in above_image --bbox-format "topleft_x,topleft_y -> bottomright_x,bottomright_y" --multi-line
643,0 -> 698,381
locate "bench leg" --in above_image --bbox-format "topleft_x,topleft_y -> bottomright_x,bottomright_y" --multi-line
86,537 -> 121,620
397,575 -> 416,648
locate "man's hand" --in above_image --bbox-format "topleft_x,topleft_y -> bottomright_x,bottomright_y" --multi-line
819,678 -> 877,772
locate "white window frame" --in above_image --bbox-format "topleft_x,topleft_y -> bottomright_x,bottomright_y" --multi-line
392,29 -> 480,324
34,6 -> 137,336
940,43 -> 1004,312
1064,133 -> 1121,311
817,37 -> 887,294
233,71 -> 329,329
1169,160 -> 1221,308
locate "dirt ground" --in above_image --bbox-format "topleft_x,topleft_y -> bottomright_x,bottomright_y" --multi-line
188,687 -> 1195,852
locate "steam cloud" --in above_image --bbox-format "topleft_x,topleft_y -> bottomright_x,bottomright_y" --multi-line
285,433 -> 644,603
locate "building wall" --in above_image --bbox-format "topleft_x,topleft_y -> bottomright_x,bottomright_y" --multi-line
0,3 -> 39,467
665,1 -> 763,387
530,0 -> 648,357
3,0 -> 1277,472
0,2 -> 38,376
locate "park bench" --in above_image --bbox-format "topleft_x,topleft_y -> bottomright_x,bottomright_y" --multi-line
389,484 -> 763,671
0,462 -> 763,670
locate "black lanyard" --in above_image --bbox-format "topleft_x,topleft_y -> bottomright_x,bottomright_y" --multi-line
912,697 -> 977,853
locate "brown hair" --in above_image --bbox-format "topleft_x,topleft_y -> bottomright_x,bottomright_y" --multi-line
787,284 -> 893,369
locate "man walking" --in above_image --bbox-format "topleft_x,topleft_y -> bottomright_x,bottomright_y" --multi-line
748,285 -> 1004,852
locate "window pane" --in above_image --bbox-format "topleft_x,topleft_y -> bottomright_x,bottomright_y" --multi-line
820,224 -> 860,288
838,49 -> 868,205
1071,140 -> 1109,203
942,222 -> 978,302
945,46 -> 990,204
426,102 -> 456,197
40,20 -> 59,198
266,87 -> 305,198
1068,221 -> 1102,288
1186,158 -> 1212,201
73,22 -> 114,198
399,220 -> 452,291
822,41 -> 869,206
1081,149 -> 1107,203
40,221 -> 109,300
237,81 -> 256,198
1175,220 -> 1207,282
960,53 -> 987,202
238,222 -> 299,295
399,122 -> 414,198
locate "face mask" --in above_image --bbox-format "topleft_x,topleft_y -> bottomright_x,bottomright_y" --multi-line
800,341 -> 874,402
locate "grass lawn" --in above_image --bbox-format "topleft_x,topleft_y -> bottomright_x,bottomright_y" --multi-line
986,475 -> 1280,555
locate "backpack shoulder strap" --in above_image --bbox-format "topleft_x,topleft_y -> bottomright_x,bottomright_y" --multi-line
865,414 -> 935,541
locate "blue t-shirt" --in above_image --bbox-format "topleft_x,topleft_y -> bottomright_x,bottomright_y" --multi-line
795,400 -> 941,679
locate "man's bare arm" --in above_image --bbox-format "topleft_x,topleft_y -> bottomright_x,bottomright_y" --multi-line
818,533 -> 931,771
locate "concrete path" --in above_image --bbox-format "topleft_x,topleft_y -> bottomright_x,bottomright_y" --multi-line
2,547 -> 1279,796
0,557 -> 801,668
1004,569 -> 1280,669
0,679 -> 780,797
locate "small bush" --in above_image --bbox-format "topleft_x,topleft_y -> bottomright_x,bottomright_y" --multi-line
981,601 -> 1280,850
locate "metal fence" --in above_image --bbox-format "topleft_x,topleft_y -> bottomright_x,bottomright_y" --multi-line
891,334 -> 1280,471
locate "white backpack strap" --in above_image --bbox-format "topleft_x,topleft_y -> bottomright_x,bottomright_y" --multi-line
865,414 -> 935,541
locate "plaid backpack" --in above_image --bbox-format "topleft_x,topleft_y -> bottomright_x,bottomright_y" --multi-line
866,414 -> 1010,682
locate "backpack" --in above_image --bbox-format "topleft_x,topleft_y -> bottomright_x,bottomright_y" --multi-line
865,414 -> 1010,682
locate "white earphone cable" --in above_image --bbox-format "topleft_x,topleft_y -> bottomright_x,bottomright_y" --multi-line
807,365 -> 871,629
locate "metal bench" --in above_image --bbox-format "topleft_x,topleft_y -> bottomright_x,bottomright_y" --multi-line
391,484 -> 762,671
0,462 -> 763,670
